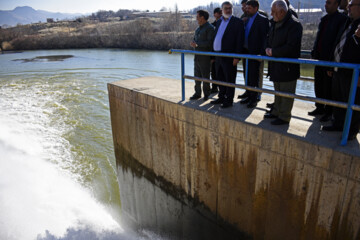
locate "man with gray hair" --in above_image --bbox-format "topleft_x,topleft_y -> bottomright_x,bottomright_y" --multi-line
264,0 -> 303,125
211,1 -> 244,108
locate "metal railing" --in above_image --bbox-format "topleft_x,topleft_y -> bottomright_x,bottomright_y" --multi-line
169,49 -> 360,146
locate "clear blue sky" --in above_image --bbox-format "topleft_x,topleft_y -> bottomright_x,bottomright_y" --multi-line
0,0 -> 222,13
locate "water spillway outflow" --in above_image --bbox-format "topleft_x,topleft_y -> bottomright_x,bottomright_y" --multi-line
0,125 -> 123,239
0,72 -> 123,239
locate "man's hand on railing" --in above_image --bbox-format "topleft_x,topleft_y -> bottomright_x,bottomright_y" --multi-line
233,58 -> 239,66
265,48 -> 273,57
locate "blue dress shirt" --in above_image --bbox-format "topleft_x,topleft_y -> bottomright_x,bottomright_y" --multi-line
213,16 -> 232,51
244,12 -> 258,49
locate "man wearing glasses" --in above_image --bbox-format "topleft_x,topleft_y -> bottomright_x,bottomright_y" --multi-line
322,0 -> 360,140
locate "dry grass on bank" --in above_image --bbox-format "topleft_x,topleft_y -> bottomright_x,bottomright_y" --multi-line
0,16 -> 316,51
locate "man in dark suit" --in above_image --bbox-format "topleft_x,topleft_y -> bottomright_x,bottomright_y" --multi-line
309,0 -> 347,121
264,0 -> 303,125
211,1 -> 244,108
210,7 -> 222,94
239,0 -> 270,108
322,0 -> 360,140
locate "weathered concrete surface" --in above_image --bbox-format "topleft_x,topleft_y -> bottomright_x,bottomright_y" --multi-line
108,77 -> 360,239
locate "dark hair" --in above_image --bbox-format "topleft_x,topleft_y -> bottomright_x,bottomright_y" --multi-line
246,0 -> 260,8
197,10 -> 210,20
213,7 -> 222,14
221,1 -> 233,8
336,0 -> 341,5
241,0 -> 248,4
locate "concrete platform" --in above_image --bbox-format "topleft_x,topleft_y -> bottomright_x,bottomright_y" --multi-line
112,76 -> 359,157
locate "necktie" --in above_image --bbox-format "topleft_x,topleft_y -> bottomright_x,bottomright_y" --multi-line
334,25 -> 352,63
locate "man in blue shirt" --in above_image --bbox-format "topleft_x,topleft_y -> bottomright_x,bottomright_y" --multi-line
239,0 -> 270,108
211,1 -> 244,108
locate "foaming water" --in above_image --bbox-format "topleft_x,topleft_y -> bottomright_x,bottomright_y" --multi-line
0,80 -> 124,239
0,126 -> 123,239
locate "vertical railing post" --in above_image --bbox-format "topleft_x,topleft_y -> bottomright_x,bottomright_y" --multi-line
181,53 -> 185,101
341,67 -> 360,146
245,58 -> 249,86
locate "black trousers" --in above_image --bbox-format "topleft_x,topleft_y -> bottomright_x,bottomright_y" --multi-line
314,66 -> 332,115
332,71 -> 360,135
216,56 -> 237,103
246,59 -> 261,102
194,56 -> 211,96
242,50 -> 263,100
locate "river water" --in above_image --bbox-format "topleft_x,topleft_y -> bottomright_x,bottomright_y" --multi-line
0,49 -> 315,240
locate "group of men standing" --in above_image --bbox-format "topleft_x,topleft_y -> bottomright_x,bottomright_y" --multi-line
190,0 -> 360,140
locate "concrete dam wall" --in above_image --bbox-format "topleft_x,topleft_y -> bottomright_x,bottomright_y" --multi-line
108,77 -> 360,239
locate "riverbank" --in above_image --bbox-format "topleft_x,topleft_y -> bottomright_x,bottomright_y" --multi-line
0,17 -> 194,51
0,16 -> 317,51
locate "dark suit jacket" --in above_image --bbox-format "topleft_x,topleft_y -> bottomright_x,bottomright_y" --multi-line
335,17 -> 360,78
247,13 -> 270,55
312,11 -> 348,61
267,11 -> 303,82
214,16 -> 244,54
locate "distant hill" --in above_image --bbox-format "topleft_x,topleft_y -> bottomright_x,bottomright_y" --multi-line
0,6 -> 82,27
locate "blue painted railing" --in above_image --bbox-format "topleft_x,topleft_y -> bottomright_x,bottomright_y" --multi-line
169,49 -> 360,146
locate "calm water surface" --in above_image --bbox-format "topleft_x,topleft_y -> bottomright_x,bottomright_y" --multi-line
0,49 -> 315,239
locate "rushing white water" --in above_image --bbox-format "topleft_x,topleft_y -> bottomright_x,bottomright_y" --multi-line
0,84 -> 124,239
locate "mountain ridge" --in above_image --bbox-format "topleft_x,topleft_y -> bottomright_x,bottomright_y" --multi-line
0,6 -> 82,27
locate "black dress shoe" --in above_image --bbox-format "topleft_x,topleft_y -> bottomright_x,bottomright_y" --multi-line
247,100 -> 257,108
308,108 -> 325,116
264,113 -> 277,119
189,94 -> 201,100
240,97 -> 250,104
210,98 -> 224,104
322,125 -> 342,131
319,114 -> 332,122
220,102 -> 233,108
271,118 -> 289,125
237,92 -> 249,99
203,95 -> 209,101
266,102 -> 274,108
